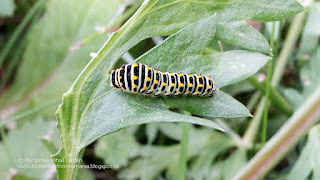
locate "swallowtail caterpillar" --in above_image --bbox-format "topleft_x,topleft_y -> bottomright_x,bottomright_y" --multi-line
110,62 -> 216,97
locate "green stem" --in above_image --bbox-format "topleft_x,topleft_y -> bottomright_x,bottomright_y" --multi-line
178,122 -> 190,180
261,22 -> 276,145
271,12 -> 306,87
234,84 -> 320,180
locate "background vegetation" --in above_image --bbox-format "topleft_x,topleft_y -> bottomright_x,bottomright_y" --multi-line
0,0 -> 319,179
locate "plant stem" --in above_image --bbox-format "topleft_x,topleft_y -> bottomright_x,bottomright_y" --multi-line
234,84 -> 320,180
261,22 -> 276,145
271,12 -> 306,87
178,122 -> 190,180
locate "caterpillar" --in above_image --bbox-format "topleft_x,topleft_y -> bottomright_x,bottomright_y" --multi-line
110,62 -> 216,97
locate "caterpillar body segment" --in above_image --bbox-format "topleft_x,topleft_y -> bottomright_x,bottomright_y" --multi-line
110,62 -> 216,97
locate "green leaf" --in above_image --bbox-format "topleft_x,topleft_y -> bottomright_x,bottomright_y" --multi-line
0,119 -> 59,179
297,3 -> 320,60
216,21 -> 269,53
0,0 -> 15,17
163,90 -> 251,118
0,0 -> 122,116
287,125 -> 320,180
141,50 -> 270,88
78,84 -> 224,148
95,127 -> 140,167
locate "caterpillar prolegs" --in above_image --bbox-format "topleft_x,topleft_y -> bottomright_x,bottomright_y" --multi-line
110,62 -> 216,97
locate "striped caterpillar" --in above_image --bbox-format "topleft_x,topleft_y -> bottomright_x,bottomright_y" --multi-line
110,62 -> 216,97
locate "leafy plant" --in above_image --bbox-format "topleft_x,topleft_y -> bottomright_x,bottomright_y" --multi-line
51,0 -> 303,179
5,0 -> 320,179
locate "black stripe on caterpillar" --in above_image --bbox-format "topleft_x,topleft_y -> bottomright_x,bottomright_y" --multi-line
110,62 -> 216,97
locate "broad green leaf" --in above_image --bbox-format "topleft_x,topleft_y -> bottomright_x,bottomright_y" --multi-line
78,83 -> 223,148
287,125 -> 320,180
52,0 -> 303,179
0,0 -> 122,116
297,3 -> 320,60
138,40 -> 268,117
140,50 -> 270,88
216,21 -> 269,53
0,0 -> 15,17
